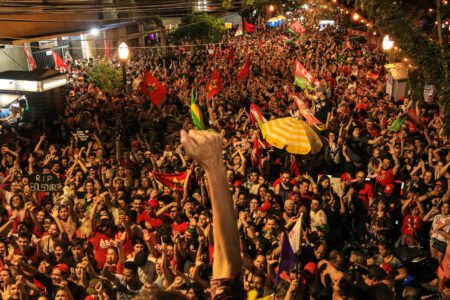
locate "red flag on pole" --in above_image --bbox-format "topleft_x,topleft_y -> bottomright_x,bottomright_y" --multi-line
251,135 -> 262,170
23,47 -> 37,71
244,21 -> 255,33
289,20 -> 305,35
237,55 -> 251,81
206,68 -> 223,99
227,45 -> 235,65
249,103 -> 267,129
105,40 -> 111,59
52,50 -> 68,69
141,72 -> 168,106
153,171 -> 189,191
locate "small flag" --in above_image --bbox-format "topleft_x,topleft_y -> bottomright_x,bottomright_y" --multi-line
288,213 -> 303,254
105,40 -> 111,59
294,60 -> 318,90
292,95 -> 326,130
190,89 -> 205,130
237,55 -> 251,81
250,135 -> 262,170
52,50 -> 68,69
23,47 -> 37,71
288,20 -> 305,35
275,231 -> 297,286
141,72 -> 168,106
227,45 -> 235,65
249,103 -> 267,129
390,116 -> 407,132
405,98 -> 422,126
244,21 -> 255,33
206,68 -> 223,100
153,171 -> 189,191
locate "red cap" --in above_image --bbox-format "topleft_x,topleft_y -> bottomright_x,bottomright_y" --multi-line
147,199 -> 159,208
385,184 -> 394,195
131,140 -> 139,147
55,263 -> 70,274
340,172 -> 354,182
258,201 -> 272,212
304,262 -> 317,275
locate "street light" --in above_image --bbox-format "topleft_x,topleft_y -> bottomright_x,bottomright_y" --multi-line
118,42 -> 129,92
269,5 -> 275,12
382,35 -> 394,51
352,12 -> 360,21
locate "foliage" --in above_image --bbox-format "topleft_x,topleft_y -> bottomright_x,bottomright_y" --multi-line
85,61 -> 123,94
169,12 -> 225,43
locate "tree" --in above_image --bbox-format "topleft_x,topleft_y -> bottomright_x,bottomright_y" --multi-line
169,12 -> 225,43
348,0 -> 449,132
85,61 -> 123,94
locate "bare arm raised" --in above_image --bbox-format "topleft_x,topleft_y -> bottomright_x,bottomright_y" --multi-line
180,129 -> 241,279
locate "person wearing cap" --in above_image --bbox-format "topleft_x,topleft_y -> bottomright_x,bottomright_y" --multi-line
88,197 -> 118,269
18,260 -> 82,300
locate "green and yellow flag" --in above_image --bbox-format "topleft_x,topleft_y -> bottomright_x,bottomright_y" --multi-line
190,89 -> 204,130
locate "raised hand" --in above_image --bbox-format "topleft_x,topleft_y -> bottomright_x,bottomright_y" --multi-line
180,130 -> 223,172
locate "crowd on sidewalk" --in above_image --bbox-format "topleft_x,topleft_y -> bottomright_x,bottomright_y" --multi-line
0,6 -> 449,300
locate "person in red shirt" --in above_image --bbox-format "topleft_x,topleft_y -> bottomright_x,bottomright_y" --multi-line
89,206 -> 117,269
376,145 -> 400,188
351,170 -> 374,209
396,195 -> 425,248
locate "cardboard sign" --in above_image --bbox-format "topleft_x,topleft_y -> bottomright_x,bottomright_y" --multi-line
29,173 -> 60,192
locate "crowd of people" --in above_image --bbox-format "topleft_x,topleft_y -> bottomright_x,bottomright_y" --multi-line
0,5 -> 449,300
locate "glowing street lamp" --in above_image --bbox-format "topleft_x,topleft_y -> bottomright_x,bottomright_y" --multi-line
382,35 -> 394,51
269,5 -> 275,12
352,12 -> 360,21
118,42 -> 129,92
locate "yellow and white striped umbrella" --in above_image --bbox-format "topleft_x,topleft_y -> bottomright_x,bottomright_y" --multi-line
261,117 -> 323,155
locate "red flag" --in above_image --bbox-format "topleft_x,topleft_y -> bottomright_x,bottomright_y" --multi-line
52,50 -> 68,69
292,94 -> 326,130
237,56 -> 251,81
244,21 -> 255,33
153,171 -> 189,191
249,103 -> 266,129
347,29 -> 368,36
251,135 -> 262,170
206,68 -> 223,99
141,72 -> 168,106
105,40 -> 111,59
227,45 -> 235,65
289,20 -> 305,35
406,98 -> 423,127
23,47 -> 36,71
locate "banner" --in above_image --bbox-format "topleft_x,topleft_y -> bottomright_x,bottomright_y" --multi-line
23,47 -> 37,71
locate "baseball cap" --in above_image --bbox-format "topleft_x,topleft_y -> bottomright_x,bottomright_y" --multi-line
340,172 -> 354,182
147,199 -> 159,208
258,201 -> 272,212
304,262 -> 317,275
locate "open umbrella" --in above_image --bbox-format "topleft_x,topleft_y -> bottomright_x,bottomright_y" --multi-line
261,117 -> 323,155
